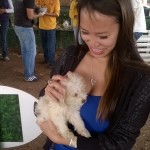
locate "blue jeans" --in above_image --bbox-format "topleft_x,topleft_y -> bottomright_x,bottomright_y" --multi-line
14,26 -> 36,78
134,32 -> 143,41
40,29 -> 56,65
0,19 -> 9,58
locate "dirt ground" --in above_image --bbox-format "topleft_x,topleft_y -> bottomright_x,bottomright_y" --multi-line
0,51 -> 150,150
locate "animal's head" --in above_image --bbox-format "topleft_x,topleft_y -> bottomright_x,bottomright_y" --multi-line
62,72 -> 88,109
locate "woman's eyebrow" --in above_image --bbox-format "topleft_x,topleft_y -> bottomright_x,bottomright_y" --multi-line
81,28 -> 108,34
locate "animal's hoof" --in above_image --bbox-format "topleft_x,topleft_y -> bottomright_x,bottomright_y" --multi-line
80,130 -> 91,138
84,132 -> 91,138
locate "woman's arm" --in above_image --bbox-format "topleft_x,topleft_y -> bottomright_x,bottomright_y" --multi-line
37,119 -> 70,146
76,74 -> 150,150
41,72 -> 149,150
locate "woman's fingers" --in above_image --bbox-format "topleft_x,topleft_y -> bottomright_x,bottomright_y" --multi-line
49,79 -> 65,95
46,85 -> 64,100
51,74 -> 65,81
45,87 -> 58,101
45,76 -> 66,101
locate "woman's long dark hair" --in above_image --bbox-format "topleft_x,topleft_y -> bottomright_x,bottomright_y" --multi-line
77,0 -> 150,120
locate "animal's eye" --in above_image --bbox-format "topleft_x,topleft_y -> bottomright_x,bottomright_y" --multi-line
74,93 -> 78,97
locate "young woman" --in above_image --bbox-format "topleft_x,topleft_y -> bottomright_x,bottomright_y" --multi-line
37,0 -> 150,149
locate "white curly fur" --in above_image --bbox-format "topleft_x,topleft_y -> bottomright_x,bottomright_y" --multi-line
35,72 -> 91,140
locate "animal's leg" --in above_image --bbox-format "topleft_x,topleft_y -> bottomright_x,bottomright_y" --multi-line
52,115 -> 76,140
35,105 -> 49,122
68,112 -> 91,137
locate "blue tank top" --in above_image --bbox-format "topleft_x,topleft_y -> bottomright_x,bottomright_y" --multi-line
53,95 -> 109,150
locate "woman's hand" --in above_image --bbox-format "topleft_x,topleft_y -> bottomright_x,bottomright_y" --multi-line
45,74 -> 67,102
37,119 -> 69,145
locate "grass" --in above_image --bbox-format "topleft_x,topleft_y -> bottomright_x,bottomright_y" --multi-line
0,94 -> 23,142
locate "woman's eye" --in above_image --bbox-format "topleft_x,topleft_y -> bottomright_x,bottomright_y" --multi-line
81,31 -> 88,35
99,36 -> 108,39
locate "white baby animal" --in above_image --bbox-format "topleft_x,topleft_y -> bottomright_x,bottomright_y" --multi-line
35,72 -> 91,141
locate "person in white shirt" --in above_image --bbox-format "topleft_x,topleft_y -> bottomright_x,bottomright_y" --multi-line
131,0 -> 147,40
0,0 -> 14,61
142,0 -> 148,5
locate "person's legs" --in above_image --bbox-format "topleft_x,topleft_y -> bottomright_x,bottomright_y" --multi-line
47,29 -> 56,66
14,26 -> 37,80
40,29 -> 48,63
134,32 -> 143,40
0,19 -> 9,59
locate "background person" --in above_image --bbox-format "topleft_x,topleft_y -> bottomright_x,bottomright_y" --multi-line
69,0 -> 82,44
0,0 -> 14,61
35,0 -> 60,67
142,0 -> 148,5
132,0 -> 147,40
37,0 -> 150,150
13,0 -> 46,82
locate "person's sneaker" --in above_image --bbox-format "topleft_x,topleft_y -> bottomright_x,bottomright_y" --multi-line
3,56 -> 10,61
25,76 -> 38,82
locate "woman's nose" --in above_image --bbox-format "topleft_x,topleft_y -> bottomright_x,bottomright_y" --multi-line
87,39 -> 100,47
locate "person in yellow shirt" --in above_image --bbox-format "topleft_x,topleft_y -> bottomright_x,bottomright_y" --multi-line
69,0 -> 82,44
35,0 -> 60,66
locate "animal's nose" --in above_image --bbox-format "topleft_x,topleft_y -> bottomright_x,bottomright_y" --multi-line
82,99 -> 86,103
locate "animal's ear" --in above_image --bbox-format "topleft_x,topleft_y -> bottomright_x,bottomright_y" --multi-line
66,71 -> 73,79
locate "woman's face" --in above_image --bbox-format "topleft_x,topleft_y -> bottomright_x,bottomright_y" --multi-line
80,8 -> 120,59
